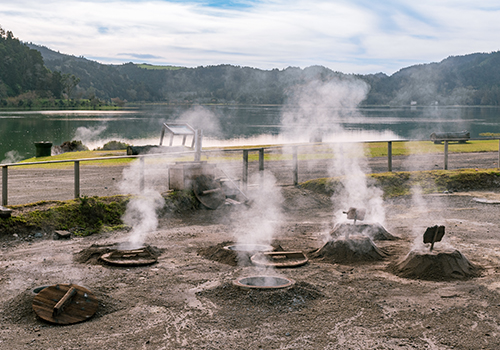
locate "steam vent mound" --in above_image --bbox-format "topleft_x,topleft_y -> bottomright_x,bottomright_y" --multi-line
331,223 -> 398,241
393,250 -> 481,281
197,242 -> 277,266
74,243 -> 162,265
310,236 -> 388,263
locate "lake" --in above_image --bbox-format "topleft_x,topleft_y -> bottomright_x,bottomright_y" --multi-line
1,105 -> 499,163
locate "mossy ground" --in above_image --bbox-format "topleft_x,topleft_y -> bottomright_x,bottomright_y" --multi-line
1,168 -> 499,237
0,191 -> 199,237
300,168 -> 500,198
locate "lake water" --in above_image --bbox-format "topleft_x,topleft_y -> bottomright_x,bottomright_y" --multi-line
1,105 -> 499,163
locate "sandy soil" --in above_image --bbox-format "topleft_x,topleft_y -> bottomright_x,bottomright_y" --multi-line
1,182 -> 500,349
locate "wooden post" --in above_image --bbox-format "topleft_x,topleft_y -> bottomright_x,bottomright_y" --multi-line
194,129 -> 202,162
293,146 -> 298,186
242,150 -> 249,192
2,166 -> 7,206
444,141 -> 449,170
258,148 -> 264,187
139,157 -> 145,193
387,141 -> 392,172
74,161 -> 80,198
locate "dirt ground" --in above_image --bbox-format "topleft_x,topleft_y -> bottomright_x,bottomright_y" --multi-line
1,174 -> 500,349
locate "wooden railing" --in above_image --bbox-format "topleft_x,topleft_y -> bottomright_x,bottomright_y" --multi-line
2,139 -> 499,206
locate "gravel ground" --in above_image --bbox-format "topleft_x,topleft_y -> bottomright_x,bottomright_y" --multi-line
1,151 -> 500,349
1,186 -> 500,349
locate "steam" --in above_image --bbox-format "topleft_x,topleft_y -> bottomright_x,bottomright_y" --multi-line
121,189 -> 165,249
280,78 -> 386,233
403,143 -> 449,253
1,150 -> 23,164
74,125 -> 107,144
118,158 -> 165,249
176,106 -> 222,138
232,170 -> 284,248
281,78 -> 370,141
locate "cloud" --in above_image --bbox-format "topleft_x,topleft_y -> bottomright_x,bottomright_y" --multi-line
1,0 -> 499,74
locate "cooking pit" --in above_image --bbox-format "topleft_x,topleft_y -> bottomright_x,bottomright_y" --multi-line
310,235 -> 388,263
74,243 -> 162,266
331,222 -> 398,241
233,276 -> 295,290
392,225 -> 481,281
251,251 -> 308,268
334,207 -> 397,241
197,242 -> 275,266
100,246 -> 157,266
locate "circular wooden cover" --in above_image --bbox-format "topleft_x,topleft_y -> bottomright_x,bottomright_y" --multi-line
251,251 -> 308,268
193,175 -> 225,210
100,248 -> 157,266
32,284 -> 98,325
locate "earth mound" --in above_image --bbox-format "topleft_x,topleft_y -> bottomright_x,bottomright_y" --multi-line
197,281 -> 323,312
197,242 -> 283,266
309,235 -> 388,263
392,249 -> 481,281
197,241 -> 240,266
73,243 -> 162,265
331,223 -> 398,241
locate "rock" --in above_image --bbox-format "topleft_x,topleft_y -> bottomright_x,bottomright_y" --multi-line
54,230 -> 71,240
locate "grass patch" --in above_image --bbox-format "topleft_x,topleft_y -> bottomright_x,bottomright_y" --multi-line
0,191 -> 200,237
0,196 -> 129,236
300,168 -> 500,198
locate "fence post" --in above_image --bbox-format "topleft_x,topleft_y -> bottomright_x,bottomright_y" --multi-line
444,141 -> 449,170
2,166 -> 7,206
140,157 -> 145,193
242,150 -> 249,192
258,148 -> 264,187
387,141 -> 393,172
498,139 -> 500,168
194,129 -> 202,162
74,161 -> 80,198
293,146 -> 298,186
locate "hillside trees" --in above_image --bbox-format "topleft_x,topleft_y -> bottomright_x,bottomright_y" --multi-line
0,27 -> 63,99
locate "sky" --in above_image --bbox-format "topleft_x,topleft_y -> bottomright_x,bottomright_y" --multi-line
1,0 -> 499,75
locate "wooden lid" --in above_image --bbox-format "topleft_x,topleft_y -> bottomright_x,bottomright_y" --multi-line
193,175 -> 225,210
100,248 -> 157,266
251,251 -> 308,268
32,284 -> 98,325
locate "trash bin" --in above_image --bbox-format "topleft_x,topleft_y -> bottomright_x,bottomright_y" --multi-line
34,142 -> 52,157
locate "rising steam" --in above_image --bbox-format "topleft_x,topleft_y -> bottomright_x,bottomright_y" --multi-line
118,158 -> 165,249
1,150 -> 22,164
280,78 -> 386,230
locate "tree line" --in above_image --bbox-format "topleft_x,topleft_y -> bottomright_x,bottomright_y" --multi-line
2,26 -> 500,108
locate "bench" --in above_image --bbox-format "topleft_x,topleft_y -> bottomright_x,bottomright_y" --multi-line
430,131 -> 470,144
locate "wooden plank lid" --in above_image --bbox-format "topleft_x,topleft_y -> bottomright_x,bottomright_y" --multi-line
32,284 -> 98,325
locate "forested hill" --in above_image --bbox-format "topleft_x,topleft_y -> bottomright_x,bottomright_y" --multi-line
0,29 -> 63,100
18,43 -> 500,106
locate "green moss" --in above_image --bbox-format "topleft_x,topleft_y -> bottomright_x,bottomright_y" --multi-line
0,191 -> 202,237
301,168 -> 500,198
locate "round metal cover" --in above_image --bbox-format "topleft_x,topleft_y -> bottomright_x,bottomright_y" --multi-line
32,284 -> 98,325
233,276 -> 295,290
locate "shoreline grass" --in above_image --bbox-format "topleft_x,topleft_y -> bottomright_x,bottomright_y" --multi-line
8,140 -> 499,169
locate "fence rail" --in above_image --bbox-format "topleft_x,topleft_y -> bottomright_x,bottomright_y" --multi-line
2,139 -> 500,206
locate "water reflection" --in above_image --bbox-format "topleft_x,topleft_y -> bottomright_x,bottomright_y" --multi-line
1,105 -> 499,162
